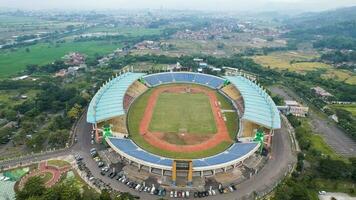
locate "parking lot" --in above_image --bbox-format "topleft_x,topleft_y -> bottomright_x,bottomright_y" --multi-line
75,145 -> 241,198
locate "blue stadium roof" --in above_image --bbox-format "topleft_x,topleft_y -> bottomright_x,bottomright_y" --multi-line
143,72 -> 225,89
224,76 -> 281,129
107,137 -> 259,169
87,72 -> 145,123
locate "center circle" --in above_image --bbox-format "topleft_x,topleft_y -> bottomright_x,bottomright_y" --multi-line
127,83 -> 239,159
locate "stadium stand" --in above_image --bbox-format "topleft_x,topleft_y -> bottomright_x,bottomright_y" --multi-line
224,76 -> 280,129
98,115 -> 128,135
221,84 -> 245,115
87,72 -> 146,123
124,81 -> 148,112
241,120 -> 259,137
107,137 -> 259,171
143,72 -> 225,89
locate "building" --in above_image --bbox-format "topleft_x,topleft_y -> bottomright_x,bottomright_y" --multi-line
86,72 -> 281,183
278,100 -> 309,117
311,86 -> 333,99
64,52 -> 86,66
12,75 -> 29,81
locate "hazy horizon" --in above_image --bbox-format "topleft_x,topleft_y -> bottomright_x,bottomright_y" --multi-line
0,0 -> 356,12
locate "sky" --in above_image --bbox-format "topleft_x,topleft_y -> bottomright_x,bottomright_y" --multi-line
0,0 -> 356,12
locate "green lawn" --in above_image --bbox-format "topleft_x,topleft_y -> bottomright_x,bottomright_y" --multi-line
149,92 -> 217,134
39,172 -> 53,183
0,41 -> 122,77
330,104 -> 356,117
128,84 -> 237,159
86,26 -> 163,37
47,160 -> 70,168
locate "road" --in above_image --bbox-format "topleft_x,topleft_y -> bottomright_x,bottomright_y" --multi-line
270,86 -> 356,157
0,109 -> 295,200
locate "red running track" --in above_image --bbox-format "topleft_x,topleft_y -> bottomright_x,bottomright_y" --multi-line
139,85 -> 231,153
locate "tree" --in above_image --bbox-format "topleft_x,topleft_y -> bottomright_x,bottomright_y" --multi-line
67,104 -> 83,121
16,176 -> 45,200
318,158 -> 351,179
3,109 -> 17,121
100,190 -> 111,200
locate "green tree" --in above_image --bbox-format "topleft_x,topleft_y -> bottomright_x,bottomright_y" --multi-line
67,104 -> 83,121
16,176 -> 45,200
100,189 -> 111,200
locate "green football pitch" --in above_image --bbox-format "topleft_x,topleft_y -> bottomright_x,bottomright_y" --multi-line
148,92 -> 217,134
127,84 -> 238,159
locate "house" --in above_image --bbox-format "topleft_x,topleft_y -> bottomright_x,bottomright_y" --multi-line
311,86 -> 333,98
199,62 -> 208,68
12,75 -> 29,81
278,100 -> 309,117
64,52 -> 86,66
54,69 -> 67,77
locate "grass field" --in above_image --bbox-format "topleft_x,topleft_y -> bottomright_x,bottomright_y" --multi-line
149,92 -> 217,134
0,41 -> 122,78
330,104 -> 356,117
47,160 -> 70,168
252,51 -> 356,85
128,84 -> 238,159
313,178 -> 356,196
252,54 -> 331,73
39,172 -> 54,183
86,26 -> 163,37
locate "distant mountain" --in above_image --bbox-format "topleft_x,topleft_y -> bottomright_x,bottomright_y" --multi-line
285,6 -> 356,28
282,6 -> 356,46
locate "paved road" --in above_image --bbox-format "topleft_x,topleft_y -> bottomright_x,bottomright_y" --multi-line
0,109 -> 295,200
206,117 -> 296,199
270,86 -> 356,157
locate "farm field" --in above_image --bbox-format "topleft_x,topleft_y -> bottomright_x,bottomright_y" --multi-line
85,26 -> 163,37
252,51 -> 356,85
252,53 -> 330,73
0,41 -> 122,78
0,15 -> 83,41
330,104 -> 356,117
149,92 -> 217,134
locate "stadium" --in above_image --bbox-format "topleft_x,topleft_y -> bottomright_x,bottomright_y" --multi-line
86,71 -> 280,186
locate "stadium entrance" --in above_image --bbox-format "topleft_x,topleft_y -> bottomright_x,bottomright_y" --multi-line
172,160 -> 193,186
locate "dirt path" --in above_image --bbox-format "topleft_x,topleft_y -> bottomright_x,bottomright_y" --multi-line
139,85 -> 231,152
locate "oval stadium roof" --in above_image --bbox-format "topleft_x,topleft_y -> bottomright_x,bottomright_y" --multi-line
107,137 -> 259,170
87,72 -> 145,123
224,76 -> 281,129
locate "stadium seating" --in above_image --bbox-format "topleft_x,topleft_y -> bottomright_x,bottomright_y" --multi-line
143,72 -> 225,89
124,81 -> 148,111
221,84 -> 245,115
99,115 -> 128,134
241,120 -> 259,137
107,137 -> 259,169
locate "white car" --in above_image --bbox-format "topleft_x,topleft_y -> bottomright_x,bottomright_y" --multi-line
170,191 -> 174,198
150,185 -> 155,194
185,191 -> 190,198
211,190 -> 216,196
